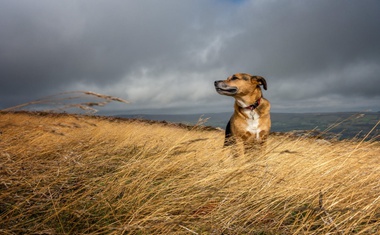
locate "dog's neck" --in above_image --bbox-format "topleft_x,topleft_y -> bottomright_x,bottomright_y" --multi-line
236,97 -> 261,111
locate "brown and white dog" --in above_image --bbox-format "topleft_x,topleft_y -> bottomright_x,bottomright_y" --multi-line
214,73 -> 271,150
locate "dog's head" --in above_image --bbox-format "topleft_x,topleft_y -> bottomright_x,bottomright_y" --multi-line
214,73 -> 267,98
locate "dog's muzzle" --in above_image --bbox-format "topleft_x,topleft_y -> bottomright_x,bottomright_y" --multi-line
214,80 -> 238,96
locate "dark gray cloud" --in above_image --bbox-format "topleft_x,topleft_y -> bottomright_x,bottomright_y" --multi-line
1,0 -> 379,113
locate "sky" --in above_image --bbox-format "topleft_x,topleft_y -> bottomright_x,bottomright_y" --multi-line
1,0 -> 380,114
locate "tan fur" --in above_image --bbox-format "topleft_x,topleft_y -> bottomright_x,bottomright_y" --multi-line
214,73 -> 271,151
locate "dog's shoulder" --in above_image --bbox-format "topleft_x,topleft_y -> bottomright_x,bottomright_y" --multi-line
258,97 -> 271,114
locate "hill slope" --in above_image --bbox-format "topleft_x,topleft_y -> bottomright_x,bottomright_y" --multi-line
0,111 -> 379,234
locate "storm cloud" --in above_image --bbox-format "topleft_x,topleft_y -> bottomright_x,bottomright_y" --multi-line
1,0 -> 379,113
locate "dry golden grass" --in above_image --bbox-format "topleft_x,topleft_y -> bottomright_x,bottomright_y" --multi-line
0,111 -> 379,234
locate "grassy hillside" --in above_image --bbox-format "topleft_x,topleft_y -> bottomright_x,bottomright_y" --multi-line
1,111 -> 379,234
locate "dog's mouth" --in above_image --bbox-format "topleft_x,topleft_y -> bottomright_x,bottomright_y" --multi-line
214,80 -> 238,96
215,87 -> 238,95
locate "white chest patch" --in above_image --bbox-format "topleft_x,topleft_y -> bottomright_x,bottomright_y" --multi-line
243,109 -> 261,140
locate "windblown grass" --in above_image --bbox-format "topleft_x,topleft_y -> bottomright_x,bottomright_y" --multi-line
2,91 -> 129,113
0,111 -> 379,234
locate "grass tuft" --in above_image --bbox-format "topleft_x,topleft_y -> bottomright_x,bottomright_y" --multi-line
2,91 -> 129,113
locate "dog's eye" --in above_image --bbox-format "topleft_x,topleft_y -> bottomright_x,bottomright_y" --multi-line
231,76 -> 238,81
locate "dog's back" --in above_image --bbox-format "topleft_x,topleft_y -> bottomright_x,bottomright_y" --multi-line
224,119 -> 234,147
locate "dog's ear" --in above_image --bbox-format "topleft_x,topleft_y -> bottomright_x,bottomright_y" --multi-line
251,76 -> 267,90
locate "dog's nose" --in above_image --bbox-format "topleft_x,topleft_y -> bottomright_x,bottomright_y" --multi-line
214,80 -> 221,86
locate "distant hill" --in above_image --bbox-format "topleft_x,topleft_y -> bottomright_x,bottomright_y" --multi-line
118,112 -> 380,140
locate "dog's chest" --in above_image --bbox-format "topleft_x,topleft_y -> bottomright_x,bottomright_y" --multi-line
243,109 -> 260,135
